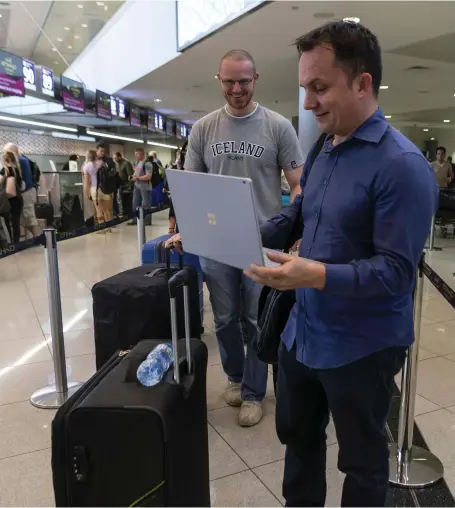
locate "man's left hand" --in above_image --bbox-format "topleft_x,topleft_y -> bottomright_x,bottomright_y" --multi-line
244,251 -> 326,291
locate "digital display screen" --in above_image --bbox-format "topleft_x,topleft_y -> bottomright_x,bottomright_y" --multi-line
96,89 -> 112,120
41,67 -> 54,97
176,122 -> 188,140
130,104 -> 141,127
166,118 -> 175,136
23,59 -> 36,92
147,111 -> 156,132
154,112 -> 164,132
110,96 -> 118,117
61,75 -> 85,113
0,50 -> 25,97
117,98 -> 126,119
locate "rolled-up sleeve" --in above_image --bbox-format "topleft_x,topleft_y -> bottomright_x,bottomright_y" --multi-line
325,153 -> 438,296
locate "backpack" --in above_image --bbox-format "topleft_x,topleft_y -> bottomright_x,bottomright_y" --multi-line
253,132 -> 327,365
23,157 -> 40,188
97,158 -> 117,195
145,158 -> 164,187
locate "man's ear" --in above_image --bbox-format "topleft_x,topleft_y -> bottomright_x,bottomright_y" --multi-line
255,72 -> 260,84
357,72 -> 373,97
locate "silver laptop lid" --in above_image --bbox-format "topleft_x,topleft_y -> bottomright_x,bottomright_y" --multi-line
165,170 -> 264,270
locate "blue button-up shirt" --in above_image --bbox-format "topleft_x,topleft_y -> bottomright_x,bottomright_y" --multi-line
261,109 -> 438,369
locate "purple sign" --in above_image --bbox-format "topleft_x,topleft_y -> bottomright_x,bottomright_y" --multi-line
0,51 -> 25,97
96,90 -> 112,121
130,105 -> 141,128
61,75 -> 85,114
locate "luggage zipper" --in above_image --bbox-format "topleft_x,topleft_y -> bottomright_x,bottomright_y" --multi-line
118,349 -> 130,357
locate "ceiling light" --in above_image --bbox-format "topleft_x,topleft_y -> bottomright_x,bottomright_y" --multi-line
343,17 -> 360,23
77,3 -> 83,7
96,1 -> 104,5
74,35 -> 80,39
444,120 -> 451,123
81,23 -> 88,28
0,115 -> 78,133
68,45 -> 72,49
423,128 -> 429,132
147,141 -> 179,150
86,130 -> 143,143
104,5 -> 108,10
380,85 -> 389,90
154,98 -> 162,103
54,61 -> 60,65
431,138 -> 435,141
0,14 -> 2,18
52,47 -> 57,52
57,37 -> 63,42
64,26 -> 70,31
385,115 -> 392,119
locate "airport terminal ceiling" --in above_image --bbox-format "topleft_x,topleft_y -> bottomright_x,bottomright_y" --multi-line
0,0 -> 123,73
121,0 -> 455,134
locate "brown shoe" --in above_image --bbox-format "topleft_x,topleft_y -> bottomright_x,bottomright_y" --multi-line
238,401 -> 263,427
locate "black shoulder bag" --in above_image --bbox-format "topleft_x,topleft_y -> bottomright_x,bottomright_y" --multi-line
254,133 -> 327,364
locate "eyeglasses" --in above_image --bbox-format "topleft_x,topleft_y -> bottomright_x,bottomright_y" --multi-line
220,78 -> 254,87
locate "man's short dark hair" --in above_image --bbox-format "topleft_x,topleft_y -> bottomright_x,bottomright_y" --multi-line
295,21 -> 382,97
115,152 -> 122,158
96,143 -> 105,150
437,146 -> 447,154
220,49 -> 256,74
135,147 -> 144,154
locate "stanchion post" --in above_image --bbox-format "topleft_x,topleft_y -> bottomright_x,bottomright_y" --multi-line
137,207 -> 146,264
389,254 -> 444,487
427,215 -> 442,252
30,229 -> 83,409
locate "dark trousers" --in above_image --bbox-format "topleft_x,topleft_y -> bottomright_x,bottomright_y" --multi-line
276,343 -> 406,507
7,196 -> 23,243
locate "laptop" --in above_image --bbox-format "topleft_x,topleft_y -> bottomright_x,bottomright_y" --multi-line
165,170 -> 280,270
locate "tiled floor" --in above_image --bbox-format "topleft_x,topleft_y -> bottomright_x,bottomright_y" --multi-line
1,213 -> 455,506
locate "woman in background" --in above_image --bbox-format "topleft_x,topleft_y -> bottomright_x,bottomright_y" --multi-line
82,149 -> 112,234
0,151 -> 24,243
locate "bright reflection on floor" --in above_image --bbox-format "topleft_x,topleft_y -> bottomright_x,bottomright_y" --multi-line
0,309 -> 89,379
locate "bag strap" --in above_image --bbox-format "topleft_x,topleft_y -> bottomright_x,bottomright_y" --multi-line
306,132 -> 327,175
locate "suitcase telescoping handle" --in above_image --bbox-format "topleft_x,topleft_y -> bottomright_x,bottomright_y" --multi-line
168,268 -> 192,383
164,243 -> 183,272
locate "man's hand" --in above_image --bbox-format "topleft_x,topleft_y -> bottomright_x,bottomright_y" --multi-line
164,233 -> 183,255
244,251 -> 326,291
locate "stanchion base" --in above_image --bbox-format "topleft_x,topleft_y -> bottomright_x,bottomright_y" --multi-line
425,247 -> 443,252
389,443 -> 444,488
30,381 -> 84,409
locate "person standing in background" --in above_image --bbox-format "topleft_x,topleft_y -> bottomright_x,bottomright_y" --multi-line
114,152 -> 134,217
0,151 -> 24,243
62,154 -> 79,172
96,144 -> 116,220
83,150 -> 113,234
2,143 -> 40,238
128,147 -> 154,226
163,142 -> 187,233
431,146 -> 453,188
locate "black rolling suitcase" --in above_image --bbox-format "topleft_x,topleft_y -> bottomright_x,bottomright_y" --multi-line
93,251 -> 202,369
52,270 -> 210,507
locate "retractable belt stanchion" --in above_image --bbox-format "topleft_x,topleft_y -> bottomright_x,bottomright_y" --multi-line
137,207 -> 146,265
30,229 -> 83,409
389,255 -> 444,487
427,215 -> 441,251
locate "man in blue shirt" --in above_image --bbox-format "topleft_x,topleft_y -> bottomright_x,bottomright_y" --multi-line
246,21 -> 438,507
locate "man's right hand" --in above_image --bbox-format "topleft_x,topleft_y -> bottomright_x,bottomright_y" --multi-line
164,233 -> 183,255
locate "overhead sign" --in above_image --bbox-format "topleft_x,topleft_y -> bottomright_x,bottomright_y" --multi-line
96,89 -> 112,121
130,105 -> 141,128
117,98 -> 126,119
154,112 -> 164,132
147,111 -> 156,132
110,96 -> 118,117
176,122 -> 188,140
0,50 -> 25,97
166,118 -> 175,137
61,75 -> 85,114
23,59 -> 36,92
41,67 -> 55,97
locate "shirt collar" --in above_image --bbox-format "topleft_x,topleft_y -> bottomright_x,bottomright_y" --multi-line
325,108 -> 388,148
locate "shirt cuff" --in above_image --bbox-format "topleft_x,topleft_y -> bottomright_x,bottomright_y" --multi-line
324,264 -> 356,294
